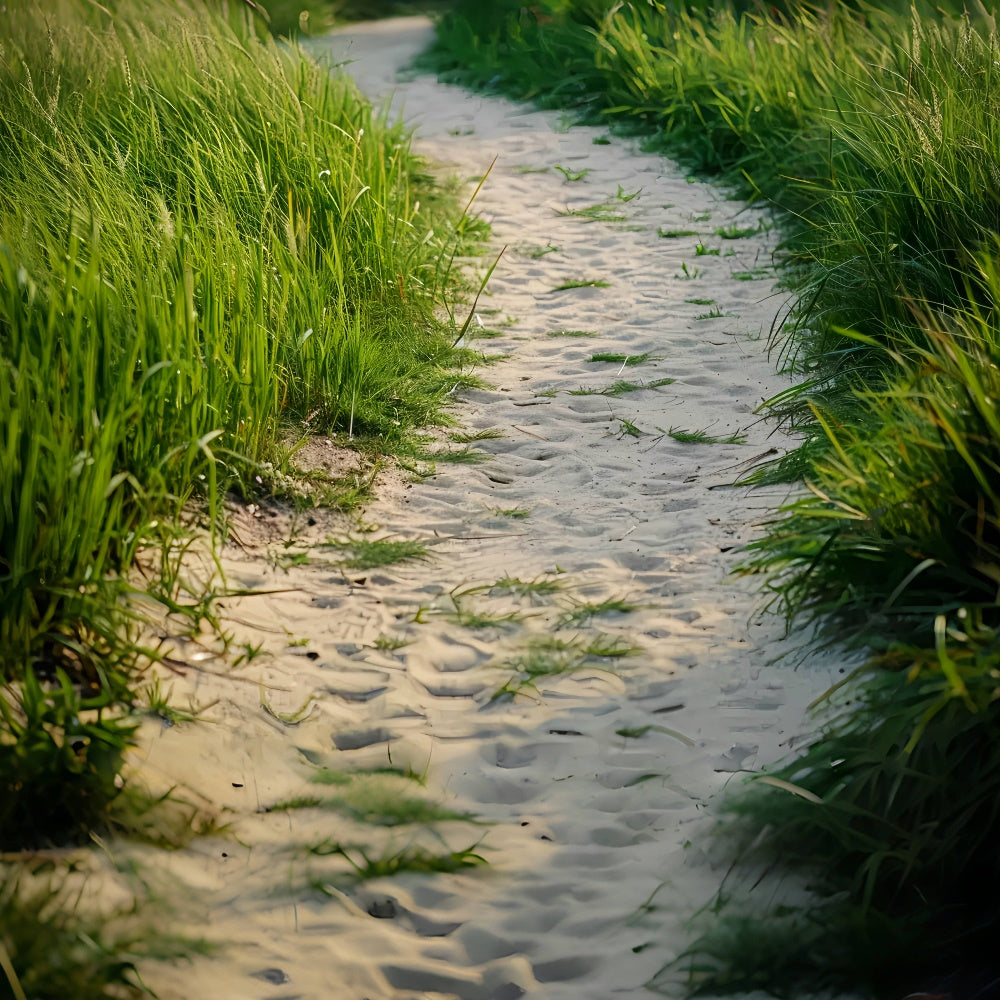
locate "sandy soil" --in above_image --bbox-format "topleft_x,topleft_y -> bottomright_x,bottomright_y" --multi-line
121,18 -> 853,1000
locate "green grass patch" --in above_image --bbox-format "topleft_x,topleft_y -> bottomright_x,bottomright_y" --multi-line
556,202 -> 627,222
587,353 -> 653,366
666,427 -> 747,445
323,538 -> 429,570
550,278 -> 611,291
554,165 -> 591,181
568,377 -> 675,397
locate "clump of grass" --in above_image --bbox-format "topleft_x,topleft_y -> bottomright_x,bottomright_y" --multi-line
449,428 -> 504,443
694,243 -> 720,256
667,427 -> 746,445
308,841 -> 487,883
547,329 -> 598,337
520,242 -> 561,257
488,575 -> 562,597
659,228 -> 701,238
323,537 -> 429,569
587,353 -> 653,366
373,634 -> 410,652
559,598 -> 640,627
493,506 -> 531,518
413,591 -> 526,628
557,203 -> 627,222
569,377 -> 675,397
550,278 -> 611,291
714,222 -> 767,239
554,165 -> 591,181
269,777 -> 480,827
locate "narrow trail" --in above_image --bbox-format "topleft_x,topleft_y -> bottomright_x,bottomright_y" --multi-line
131,18 -> 849,1000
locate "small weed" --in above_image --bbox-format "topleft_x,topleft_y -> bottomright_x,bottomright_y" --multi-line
373,634 -> 410,652
494,506 -> 530,518
309,841 -> 487,882
582,634 -> 643,658
559,598 -> 640,627
692,211 -> 712,221
450,428 -> 503,443
685,297 -> 716,305
488,574 -> 562,597
557,203 -> 627,222
666,426 -> 747,445
616,185 -> 641,202
695,243 -> 720,256
615,724 -> 695,746
513,165 -> 550,174
554,165 -> 591,182
677,262 -> 702,279
732,268 -> 771,281
714,221 -> 770,238
616,725 -> 653,739
569,377 -> 675,397
618,419 -> 644,438
310,765 -> 425,786
588,353 -> 653,366
551,279 -> 611,291
659,228 -> 700,238
271,784 -> 479,827
592,135 -> 611,145
547,329 -> 597,337
523,243 -> 560,258
323,537 -> 429,569
432,447 -> 486,464
414,593 -> 526,629
695,306 -> 734,320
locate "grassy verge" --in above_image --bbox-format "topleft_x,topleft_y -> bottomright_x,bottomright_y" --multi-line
1,0 -> 483,990
424,2 -> 1000,996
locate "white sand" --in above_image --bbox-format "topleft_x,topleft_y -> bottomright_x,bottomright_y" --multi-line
122,18 -> 854,999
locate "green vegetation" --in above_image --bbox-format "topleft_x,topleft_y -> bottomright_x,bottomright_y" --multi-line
559,597 -> 640,627
587,352 -> 653,366
666,427 -> 746,445
550,278 -> 611,290
0,864 -> 203,1000
323,537 -> 430,569
494,506 -> 531,518
424,0 -> 1000,994
556,202 -> 628,222
491,632 -> 639,701
0,0 -> 487,990
568,377 -> 675,397
554,164 -> 591,181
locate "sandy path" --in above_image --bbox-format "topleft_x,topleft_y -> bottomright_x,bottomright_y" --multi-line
128,18 -> 849,1000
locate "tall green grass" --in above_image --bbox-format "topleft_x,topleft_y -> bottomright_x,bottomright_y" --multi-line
1,0 -> 478,847
426,2 -> 1000,994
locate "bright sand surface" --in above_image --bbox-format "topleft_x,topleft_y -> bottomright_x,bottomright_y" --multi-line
121,18 -> 856,1000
